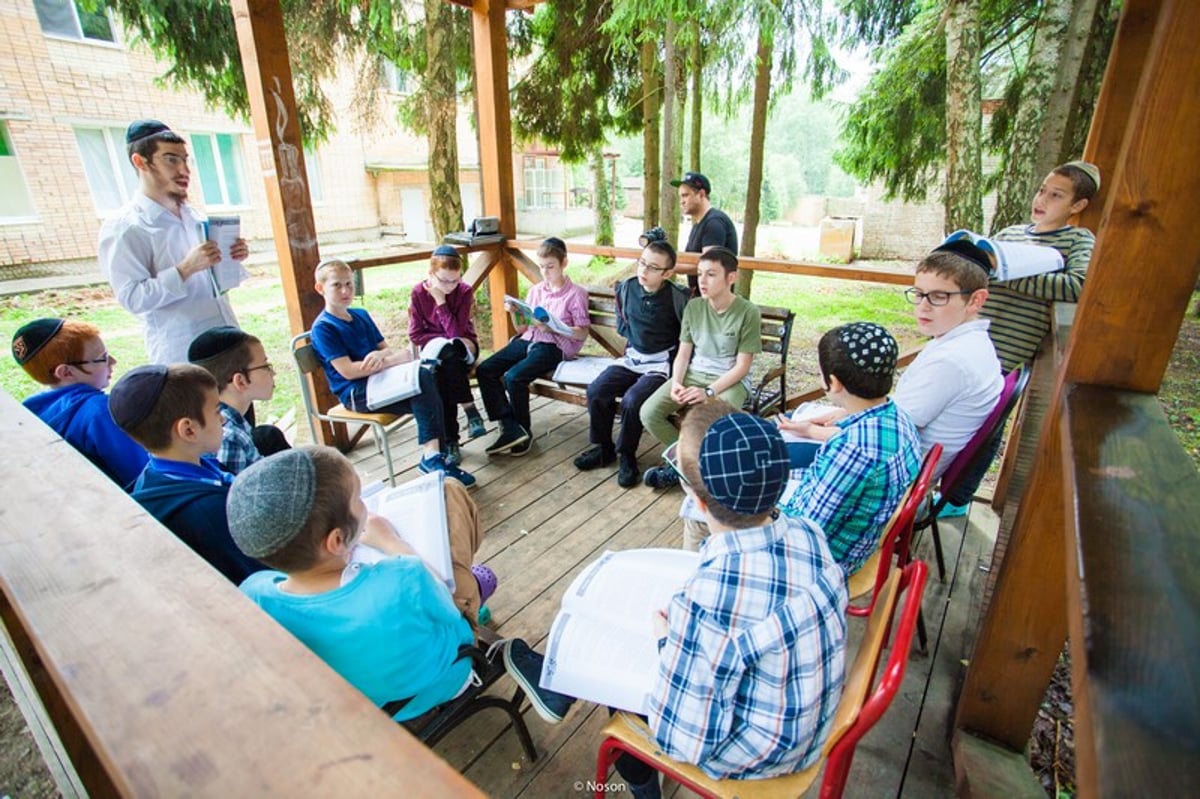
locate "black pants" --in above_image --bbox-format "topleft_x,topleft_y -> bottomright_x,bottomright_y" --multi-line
431,342 -> 476,445
587,365 -> 667,458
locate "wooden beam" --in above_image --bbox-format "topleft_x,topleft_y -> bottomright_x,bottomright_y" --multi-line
230,0 -> 345,447
471,0 -> 519,349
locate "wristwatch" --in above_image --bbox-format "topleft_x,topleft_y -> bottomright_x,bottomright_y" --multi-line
704,386 -> 716,398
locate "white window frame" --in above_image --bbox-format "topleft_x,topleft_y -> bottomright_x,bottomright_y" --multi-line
33,0 -> 120,46
73,124 -> 137,216
190,132 -> 249,210
0,123 -> 38,223
304,146 -> 324,204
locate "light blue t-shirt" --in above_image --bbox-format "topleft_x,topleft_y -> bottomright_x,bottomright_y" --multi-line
241,557 -> 474,720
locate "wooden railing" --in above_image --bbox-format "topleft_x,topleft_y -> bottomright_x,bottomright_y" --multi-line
0,392 -> 482,796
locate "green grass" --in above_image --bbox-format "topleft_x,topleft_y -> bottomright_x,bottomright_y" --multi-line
0,261 -> 921,435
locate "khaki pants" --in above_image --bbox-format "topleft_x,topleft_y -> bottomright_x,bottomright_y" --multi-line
445,479 -> 484,618
638,372 -> 750,446
682,518 -> 712,552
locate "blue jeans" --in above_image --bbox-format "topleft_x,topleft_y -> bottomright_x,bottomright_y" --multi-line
476,337 -> 563,433
346,366 -> 445,446
587,365 -> 667,458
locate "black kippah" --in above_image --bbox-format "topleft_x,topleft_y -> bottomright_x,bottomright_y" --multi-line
109,365 -> 169,431
933,239 -> 992,276
188,326 -> 249,363
126,119 -> 171,144
11,318 -> 65,365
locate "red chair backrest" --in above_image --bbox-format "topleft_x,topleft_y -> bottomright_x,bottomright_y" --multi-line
864,444 -> 941,610
939,365 -> 1031,494
820,561 -> 930,799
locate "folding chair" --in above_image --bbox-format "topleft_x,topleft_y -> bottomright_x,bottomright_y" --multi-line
383,644 -> 538,762
291,331 -> 411,486
595,561 -> 929,799
917,364 -> 1032,580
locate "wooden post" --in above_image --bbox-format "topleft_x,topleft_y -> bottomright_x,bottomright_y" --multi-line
471,0 -> 519,350
230,0 -> 345,447
956,0 -> 1200,757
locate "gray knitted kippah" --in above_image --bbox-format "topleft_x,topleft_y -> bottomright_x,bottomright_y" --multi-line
227,449 -> 317,559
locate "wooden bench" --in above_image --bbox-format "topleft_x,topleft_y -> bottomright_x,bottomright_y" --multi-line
0,391 -> 480,796
528,285 -> 796,416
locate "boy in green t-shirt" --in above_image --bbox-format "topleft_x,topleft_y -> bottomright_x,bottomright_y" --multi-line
640,247 -> 761,489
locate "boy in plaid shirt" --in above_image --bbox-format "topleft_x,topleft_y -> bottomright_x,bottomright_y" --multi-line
616,402 -> 848,795
777,322 -> 921,574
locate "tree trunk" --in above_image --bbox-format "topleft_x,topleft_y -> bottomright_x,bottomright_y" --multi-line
736,29 -> 772,300
1036,0 -> 1101,172
689,18 -> 702,171
1064,0 -> 1118,162
592,149 -> 613,246
944,0 -> 983,233
660,18 -> 687,245
641,39 -> 661,229
991,0 -> 1072,233
426,0 -> 464,241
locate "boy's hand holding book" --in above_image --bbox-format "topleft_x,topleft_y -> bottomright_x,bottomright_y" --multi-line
360,515 -> 417,558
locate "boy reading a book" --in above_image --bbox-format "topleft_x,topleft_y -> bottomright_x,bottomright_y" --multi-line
187,326 -> 290,474
613,403 -> 846,794
574,239 -> 690,487
776,323 -> 921,574
226,447 -> 575,725
109,364 -> 264,583
639,247 -> 761,490
11,318 -> 148,491
311,258 -> 475,487
476,237 -> 590,456
981,160 -> 1100,370
409,245 -> 487,463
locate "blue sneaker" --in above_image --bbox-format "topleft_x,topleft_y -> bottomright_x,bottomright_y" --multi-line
501,639 -> 574,724
935,492 -> 971,518
419,453 -> 478,488
466,413 -> 487,440
444,442 -> 462,467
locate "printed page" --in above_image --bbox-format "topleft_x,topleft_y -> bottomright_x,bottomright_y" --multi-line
365,360 -> 422,409
779,401 -> 838,444
541,548 -> 699,713
357,470 -> 454,589
206,216 -> 244,292
552,356 -> 617,385
504,294 -> 536,323
988,239 -> 1065,281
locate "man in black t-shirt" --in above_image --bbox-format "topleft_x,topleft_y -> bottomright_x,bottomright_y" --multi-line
671,172 -> 738,296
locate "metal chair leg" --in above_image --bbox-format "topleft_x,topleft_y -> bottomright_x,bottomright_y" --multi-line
930,517 -> 947,582
916,609 -> 928,654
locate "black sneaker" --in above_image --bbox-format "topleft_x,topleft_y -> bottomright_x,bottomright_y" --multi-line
485,424 -> 530,455
507,439 -> 532,457
501,639 -> 575,723
617,453 -> 640,488
643,465 -> 681,490
574,445 -> 616,471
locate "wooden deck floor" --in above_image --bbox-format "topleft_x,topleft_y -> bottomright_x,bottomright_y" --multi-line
344,396 -> 998,799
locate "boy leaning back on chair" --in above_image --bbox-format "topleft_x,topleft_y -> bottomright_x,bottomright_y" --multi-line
309,258 -> 476,486
608,401 -> 847,797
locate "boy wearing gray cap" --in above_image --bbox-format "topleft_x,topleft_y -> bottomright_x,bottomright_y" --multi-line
777,323 -> 921,574
227,447 -> 575,725
109,364 -> 264,584
612,402 -> 846,796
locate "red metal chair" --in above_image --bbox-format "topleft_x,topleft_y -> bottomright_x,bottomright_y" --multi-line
594,561 -> 929,799
919,364 -> 1032,580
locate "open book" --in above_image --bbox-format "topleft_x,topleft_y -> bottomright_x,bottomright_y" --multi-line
505,294 -> 574,337
779,401 -> 838,444
943,229 -> 1065,281
541,548 -> 699,713
365,360 -> 423,410
552,356 -> 616,385
418,336 -> 475,366
354,470 -> 454,590
205,216 -> 245,293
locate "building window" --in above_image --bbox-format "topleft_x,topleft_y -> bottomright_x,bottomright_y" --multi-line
305,146 -> 323,203
0,124 -> 37,220
191,132 -> 247,208
74,126 -> 138,214
34,0 -> 116,43
523,156 -> 563,210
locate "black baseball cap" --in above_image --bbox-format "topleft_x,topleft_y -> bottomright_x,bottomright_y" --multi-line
670,172 -> 712,194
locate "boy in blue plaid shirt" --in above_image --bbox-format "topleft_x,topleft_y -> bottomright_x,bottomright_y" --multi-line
777,322 -> 921,574
616,402 -> 848,795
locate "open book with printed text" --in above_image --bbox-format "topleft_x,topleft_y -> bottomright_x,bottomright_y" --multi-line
541,548 -> 699,713
355,470 -> 454,590
365,360 -> 423,410
205,215 -> 245,293
943,229 -> 1065,281
504,294 -> 574,337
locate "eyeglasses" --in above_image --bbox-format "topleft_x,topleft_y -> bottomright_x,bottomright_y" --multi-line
244,363 -> 275,376
151,153 -> 193,169
636,259 -> 669,274
903,288 -> 974,306
67,353 -> 113,367
433,275 -> 461,286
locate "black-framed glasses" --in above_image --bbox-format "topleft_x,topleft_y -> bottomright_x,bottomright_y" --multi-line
244,363 -> 275,376
904,287 -> 974,306
636,258 -> 669,274
67,353 -> 112,367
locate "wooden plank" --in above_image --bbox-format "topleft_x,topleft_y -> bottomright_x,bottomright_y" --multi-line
1060,386 -> 1200,798
951,730 -> 1044,799
1062,0 -> 1200,392
230,0 -> 345,448
0,392 -> 479,796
